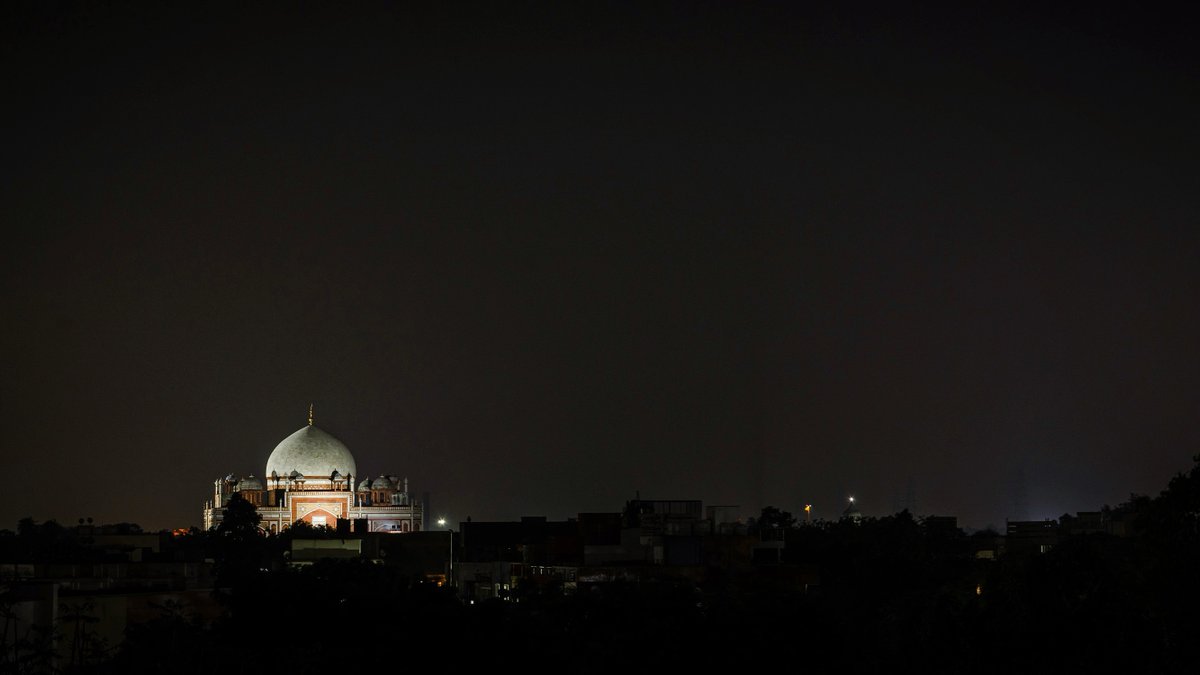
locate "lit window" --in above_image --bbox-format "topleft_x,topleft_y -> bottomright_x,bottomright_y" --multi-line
312,516 -> 327,527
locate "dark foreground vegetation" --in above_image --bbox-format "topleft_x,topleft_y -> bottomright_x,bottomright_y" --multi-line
5,457 -> 1200,674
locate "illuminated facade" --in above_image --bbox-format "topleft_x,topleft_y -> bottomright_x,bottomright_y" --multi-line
202,409 -> 423,534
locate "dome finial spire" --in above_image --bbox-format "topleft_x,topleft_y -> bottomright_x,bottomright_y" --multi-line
308,403 -> 314,426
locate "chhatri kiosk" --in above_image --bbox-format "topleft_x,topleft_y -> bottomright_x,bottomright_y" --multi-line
203,407 -> 423,534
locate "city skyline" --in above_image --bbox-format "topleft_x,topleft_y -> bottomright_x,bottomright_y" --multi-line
4,3 -> 1198,532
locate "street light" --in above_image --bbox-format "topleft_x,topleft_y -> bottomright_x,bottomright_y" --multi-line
438,517 -> 454,590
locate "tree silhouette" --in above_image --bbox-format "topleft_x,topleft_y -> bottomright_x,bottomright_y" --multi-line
216,493 -> 261,541
213,493 -> 265,588
755,506 -> 797,530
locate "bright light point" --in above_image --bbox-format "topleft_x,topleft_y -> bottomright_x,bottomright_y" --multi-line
437,518 -> 446,527
849,496 -> 855,503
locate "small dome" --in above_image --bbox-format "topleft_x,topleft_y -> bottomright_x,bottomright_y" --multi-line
237,475 -> 264,491
289,470 -> 303,480
331,470 -> 343,480
371,475 -> 394,490
357,478 -> 371,491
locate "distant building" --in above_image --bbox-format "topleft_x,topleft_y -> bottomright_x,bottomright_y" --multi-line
451,500 -> 806,602
620,499 -> 708,565
202,408 -> 424,534
459,516 -> 582,567
1005,520 -> 1059,555
970,531 -> 1004,560
287,531 -> 452,580
623,499 -> 704,533
923,516 -> 960,536
842,498 -> 862,524
455,516 -> 584,602
706,505 -> 743,533
1,523 -> 222,668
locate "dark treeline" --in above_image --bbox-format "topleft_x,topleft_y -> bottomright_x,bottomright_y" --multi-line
4,458 -> 1200,674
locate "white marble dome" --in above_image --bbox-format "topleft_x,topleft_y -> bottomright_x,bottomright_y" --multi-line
265,425 -> 356,479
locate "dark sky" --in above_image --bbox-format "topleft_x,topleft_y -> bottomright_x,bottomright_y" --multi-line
3,2 -> 1198,531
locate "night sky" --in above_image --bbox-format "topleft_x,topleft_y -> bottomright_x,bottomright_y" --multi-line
3,2 -> 1198,531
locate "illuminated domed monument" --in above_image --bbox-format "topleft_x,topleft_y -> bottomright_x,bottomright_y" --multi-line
202,406 -> 424,533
